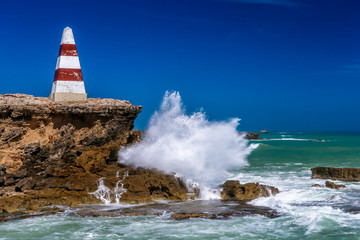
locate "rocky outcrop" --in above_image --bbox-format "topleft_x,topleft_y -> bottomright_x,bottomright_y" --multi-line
244,132 -> 259,140
0,94 -> 185,213
311,167 -> 360,181
325,181 -> 346,189
74,200 -> 280,220
120,168 -> 187,203
311,181 -> 346,189
221,180 -> 279,201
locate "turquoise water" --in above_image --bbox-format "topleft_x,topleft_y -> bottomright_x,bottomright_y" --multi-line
1,133 -> 360,239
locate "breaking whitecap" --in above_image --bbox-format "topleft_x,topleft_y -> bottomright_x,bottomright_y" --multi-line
118,91 -> 254,199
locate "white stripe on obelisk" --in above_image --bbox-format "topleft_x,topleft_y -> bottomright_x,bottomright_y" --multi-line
55,56 -> 81,70
51,81 -> 86,94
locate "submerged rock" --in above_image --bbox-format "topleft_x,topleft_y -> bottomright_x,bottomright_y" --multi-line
221,180 -> 279,201
311,167 -> 360,181
75,200 -> 280,219
0,206 -> 64,222
172,213 -> 217,220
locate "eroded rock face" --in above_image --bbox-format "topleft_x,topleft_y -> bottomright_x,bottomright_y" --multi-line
0,94 -> 147,212
221,180 -> 279,201
120,168 -> 188,203
311,167 -> 360,182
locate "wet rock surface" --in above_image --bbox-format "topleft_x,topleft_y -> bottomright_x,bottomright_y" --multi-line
75,200 -> 280,219
0,206 -> 64,222
221,180 -> 279,201
311,167 -> 360,181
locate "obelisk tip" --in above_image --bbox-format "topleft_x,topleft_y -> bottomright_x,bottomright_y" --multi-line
61,27 -> 75,45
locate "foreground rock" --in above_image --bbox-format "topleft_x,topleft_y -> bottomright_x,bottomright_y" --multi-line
311,167 -> 360,181
0,206 -> 64,222
0,94 -> 187,214
221,180 -> 279,201
75,200 -> 280,219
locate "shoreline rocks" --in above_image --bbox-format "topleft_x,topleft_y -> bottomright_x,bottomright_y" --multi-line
325,181 -> 346,189
0,94 -> 281,220
221,180 -> 279,201
311,181 -> 346,189
74,200 -> 280,220
311,167 -> 360,181
0,94 -> 145,213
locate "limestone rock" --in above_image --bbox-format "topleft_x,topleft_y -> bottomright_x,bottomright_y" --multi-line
311,167 -> 360,181
120,167 -> 188,203
0,94 -> 143,212
0,94 -> 193,214
221,180 -> 279,201
325,181 -> 346,189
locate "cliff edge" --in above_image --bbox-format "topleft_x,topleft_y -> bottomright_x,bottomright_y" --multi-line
0,94 -> 187,213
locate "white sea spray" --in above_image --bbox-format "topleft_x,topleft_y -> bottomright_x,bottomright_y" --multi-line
118,91 -> 253,197
90,171 -> 129,204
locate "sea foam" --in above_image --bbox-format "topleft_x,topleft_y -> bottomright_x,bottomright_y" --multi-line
118,91 -> 252,195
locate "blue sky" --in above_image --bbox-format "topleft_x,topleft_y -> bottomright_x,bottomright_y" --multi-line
1,0 -> 359,132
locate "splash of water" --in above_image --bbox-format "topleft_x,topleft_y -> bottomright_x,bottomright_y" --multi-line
90,171 -> 129,204
118,91 -> 252,196
90,178 -> 112,204
114,171 -> 129,204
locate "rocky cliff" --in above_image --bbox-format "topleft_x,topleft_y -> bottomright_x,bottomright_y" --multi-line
311,167 -> 360,181
0,94 -> 187,213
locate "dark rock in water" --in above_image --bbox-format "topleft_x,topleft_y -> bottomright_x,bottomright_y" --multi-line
0,206 -> 64,222
221,180 -> 279,201
172,213 -> 217,220
75,200 -> 280,220
245,132 -> 260,140
311,184 -> 323,188
311,167 -> 360,181
325,181 -> 346,189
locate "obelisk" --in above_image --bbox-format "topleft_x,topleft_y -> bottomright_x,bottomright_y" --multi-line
50,27 -> 87,102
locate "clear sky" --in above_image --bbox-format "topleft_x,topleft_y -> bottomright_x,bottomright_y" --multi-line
1,0 -> 359,132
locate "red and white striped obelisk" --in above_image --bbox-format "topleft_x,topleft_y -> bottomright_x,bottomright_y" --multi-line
50,27 -> 87,102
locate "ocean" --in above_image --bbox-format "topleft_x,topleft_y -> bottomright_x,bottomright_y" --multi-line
1,132 -> 360,239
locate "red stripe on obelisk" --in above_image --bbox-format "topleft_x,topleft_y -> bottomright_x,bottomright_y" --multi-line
53,68 -> 83,82
58,44 -> 78,56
